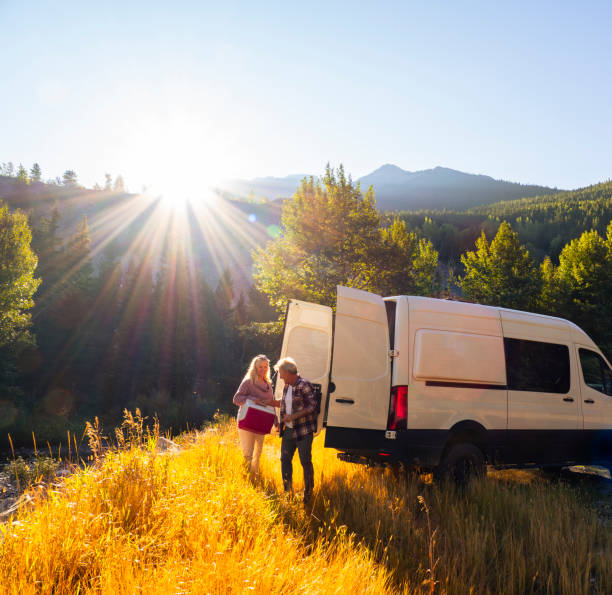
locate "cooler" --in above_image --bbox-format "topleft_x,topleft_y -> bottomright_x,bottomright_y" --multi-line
237,400 -> 276,434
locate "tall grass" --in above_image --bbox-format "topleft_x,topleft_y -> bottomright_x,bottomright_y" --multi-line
1,415 -> 610,593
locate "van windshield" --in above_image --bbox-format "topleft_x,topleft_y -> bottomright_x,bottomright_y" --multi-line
579,348 -> 612,396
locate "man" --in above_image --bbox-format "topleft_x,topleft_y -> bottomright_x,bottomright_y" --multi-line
273,357 -> 317,505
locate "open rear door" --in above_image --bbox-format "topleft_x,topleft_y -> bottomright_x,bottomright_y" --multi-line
326,286 -> 391,430
275,299 -> 333,433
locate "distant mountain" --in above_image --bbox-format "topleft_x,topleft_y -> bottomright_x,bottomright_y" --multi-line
224,165 -> 561,211
224,174 -> 309,203
361,164 -> 561,210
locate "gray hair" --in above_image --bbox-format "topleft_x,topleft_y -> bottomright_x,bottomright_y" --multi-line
274,356 -> 298,375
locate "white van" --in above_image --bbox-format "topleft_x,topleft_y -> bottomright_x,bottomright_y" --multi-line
276,286 -> 612,481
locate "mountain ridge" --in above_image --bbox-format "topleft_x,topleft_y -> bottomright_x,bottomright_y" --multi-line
225,164 -> 561,211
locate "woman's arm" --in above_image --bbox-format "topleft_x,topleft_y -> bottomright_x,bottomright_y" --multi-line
232,380 -> 252,406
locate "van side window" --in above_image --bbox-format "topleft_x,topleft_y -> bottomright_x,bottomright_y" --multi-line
385,300 -> 396,350
504,338 -> 570,394
579,349 -> 612,396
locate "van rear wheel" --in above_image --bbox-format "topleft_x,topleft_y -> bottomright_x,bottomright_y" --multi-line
434,442 -> 485,486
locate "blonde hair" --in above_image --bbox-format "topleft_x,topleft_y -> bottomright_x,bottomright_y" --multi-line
244,354 -> 271,384
274,356 -> 298,375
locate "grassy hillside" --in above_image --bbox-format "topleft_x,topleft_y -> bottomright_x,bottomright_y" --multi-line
1,416 -> 610,593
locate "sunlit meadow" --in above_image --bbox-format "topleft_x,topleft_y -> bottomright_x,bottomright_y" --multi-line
1,414 -> 610,594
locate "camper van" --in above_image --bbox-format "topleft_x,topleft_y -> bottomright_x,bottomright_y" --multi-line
275,286 -> 612,481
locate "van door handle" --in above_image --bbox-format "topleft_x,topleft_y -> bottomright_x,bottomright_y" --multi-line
335,398 -> 355,404
563,397 -> 574,402
584,399 -> 595,404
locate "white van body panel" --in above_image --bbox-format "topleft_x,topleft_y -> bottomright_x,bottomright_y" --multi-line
275,299 -> 333,433
407,297 -> 503,336
413,330 -> 506,384
406,297 -> 507,430
500,310 -> 580,430
326,286 -> 391,430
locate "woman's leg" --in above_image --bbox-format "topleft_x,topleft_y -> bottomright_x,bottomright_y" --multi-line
238,429 -> 256,471
250,433 -> 265,475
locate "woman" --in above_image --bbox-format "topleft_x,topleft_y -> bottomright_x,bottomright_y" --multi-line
233,354 -> 274,476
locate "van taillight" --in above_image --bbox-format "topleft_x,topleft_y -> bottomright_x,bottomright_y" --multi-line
388,385 -> 407,430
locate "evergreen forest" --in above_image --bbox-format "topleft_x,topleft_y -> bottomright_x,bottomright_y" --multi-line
1,161 -> 611,446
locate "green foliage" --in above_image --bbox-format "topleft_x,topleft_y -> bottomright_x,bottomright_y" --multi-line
254,165 -> 379,309
398,181 -> 612,264
254,165 -> 440,310
0,202 -> 40,349
538,256 -> 568,315
355,218 -> 439,297
553,225 -> 612,352
459,221 -> 541,309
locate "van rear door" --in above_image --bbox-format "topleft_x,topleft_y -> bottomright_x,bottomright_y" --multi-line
326,286 -> 391,430
275,299 -> 333,433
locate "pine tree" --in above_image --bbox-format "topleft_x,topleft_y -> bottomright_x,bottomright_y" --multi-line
62,170 -> 78,186
29,163 -> 42,183
354,218 -> 439,297
31,205 -> 63,290
538,256 -> 569,315
0,202 -> 40,348
254,165 -> 440,310
256,165 -> 409,310
66,216 -> 94,293
459,221 -> 541,310
16,164 -> 29,184
555,227 -> 612,351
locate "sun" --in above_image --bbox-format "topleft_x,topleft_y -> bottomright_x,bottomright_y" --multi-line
116,110 -> 235,210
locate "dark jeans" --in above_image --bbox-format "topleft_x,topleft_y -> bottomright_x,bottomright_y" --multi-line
280,432 -> 314,498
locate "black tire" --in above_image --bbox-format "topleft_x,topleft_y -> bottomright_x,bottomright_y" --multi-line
434,442 -> 486,486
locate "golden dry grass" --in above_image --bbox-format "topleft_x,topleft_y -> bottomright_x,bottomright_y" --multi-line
1,415 -> 611,594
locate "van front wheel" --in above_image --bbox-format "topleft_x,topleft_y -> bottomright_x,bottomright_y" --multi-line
434,442 -> 485,486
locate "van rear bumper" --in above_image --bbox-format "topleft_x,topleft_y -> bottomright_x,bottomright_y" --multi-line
325,426 -> 447,467
325,426 -> 612,469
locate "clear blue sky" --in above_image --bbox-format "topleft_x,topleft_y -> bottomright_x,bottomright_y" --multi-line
1,0 -> 611,194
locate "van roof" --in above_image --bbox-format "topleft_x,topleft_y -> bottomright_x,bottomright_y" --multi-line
385,294 -> 598,350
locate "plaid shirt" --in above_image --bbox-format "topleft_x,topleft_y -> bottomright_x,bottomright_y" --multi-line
280,376 -> 317,440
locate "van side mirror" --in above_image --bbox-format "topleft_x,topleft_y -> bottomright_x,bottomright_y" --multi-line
328,382 -> 336,393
